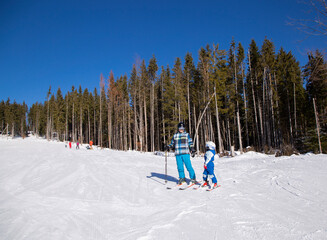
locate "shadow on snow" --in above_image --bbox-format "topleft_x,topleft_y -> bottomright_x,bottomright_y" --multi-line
147,172 -> 178,185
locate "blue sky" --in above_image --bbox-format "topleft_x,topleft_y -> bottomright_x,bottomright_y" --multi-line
0,0 -> 325,107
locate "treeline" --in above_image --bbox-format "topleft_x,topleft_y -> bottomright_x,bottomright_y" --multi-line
4,38 -> 327,153
0,99 -> 28,137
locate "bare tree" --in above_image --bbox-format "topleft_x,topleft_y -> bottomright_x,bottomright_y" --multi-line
290,0 -> 327,36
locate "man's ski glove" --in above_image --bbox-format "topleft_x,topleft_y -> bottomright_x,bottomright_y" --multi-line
164,145 -> 170,151
204,164 -> 207,170
191,148 -> 196,158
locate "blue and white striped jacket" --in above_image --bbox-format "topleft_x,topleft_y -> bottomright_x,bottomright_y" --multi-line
168,132 -> 194,156
204,149 -> 215,166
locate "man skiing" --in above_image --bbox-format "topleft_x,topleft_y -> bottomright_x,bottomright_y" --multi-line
201,141 -> 219,189
165,122 -> 197,186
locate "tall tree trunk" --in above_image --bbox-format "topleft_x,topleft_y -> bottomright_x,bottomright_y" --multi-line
287,89 -> 293,145
65,100 -> 68,141
108,101 -> 112,148
256,73 -> 264,149
80,106 -> 83,143
187,74 -> 191,135
266,71 -> 272,148
156,98 -> 160,151
134,94 -> 138,150
123,104 -> 127,150
120,121 -> 123,150
128,105 -> 132,150
12,122 -> 14,138
151,83 -> 155,152
144,95 -> 148,152
313,98 -> 322,153
47,95 -> 50,141
234,52 -> 243,153
51,114 -> 53,139
248,50 -> 260,148
174,82 -> 178,124
36,109 -> 39,137
274,73 -> 282,148
72,102 -> 75,142
227,118 -> 231,151
139,92 -> 144,152
241,63 -> 249,147
269,73 -> 276,148
194,105 -> 199,154
294,82 -> 297,136
214,85 -> 223,153
161,77 -> 166,146
99,92 -> 102,148
193,92 -> 215,153
93,109 -> 96,145
20,116 -> 24,138
88,106 -> 90,144
262,68 -> 267,148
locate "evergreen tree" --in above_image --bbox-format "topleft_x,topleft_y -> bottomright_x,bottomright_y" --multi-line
55,88 -> 65,140
162,66 -> 175,141
211,44 -> 228,153
184,52 -> 195,135
148,55 -> 158,152
303,50 -> 327,153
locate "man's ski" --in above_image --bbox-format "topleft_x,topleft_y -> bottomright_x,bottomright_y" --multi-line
167,181 -> 202,190
166,182 -> 188,190
179,181 -> 201,190
206,184 -> 221,191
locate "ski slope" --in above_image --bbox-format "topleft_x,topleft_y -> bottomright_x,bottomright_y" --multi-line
0,136 -> 326,240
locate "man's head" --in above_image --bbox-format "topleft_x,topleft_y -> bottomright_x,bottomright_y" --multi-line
178,122 -> 185,133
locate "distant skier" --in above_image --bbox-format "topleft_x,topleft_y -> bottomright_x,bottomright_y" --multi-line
165,122 -> 197,186
76,141 -> 80,149
88,140 -> 93,150
201,141 -> 219,189
69,141 -> 72,149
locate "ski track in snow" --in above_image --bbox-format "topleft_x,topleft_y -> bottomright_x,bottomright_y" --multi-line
0,136 -> 327,240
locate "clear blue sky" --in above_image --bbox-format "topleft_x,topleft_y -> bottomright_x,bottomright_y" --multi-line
0,0 -> 325,107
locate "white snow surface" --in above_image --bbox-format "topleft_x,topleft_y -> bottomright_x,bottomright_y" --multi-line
1,136 -> 327,240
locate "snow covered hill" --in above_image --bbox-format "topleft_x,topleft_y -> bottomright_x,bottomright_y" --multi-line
0,136 -> 327,240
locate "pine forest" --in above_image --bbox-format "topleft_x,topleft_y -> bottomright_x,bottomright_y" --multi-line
1,39 -> 326,154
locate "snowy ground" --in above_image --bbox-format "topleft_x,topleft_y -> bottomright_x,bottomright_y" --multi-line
0,136 -> 327,240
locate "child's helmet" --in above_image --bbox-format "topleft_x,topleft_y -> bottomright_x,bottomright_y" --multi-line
206,141 -> 216,151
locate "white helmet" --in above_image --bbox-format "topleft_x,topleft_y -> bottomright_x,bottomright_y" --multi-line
206,141 -> 216,150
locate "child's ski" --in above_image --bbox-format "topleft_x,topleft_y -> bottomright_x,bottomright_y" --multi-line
193,181 -> 209,190
193,185 -> 208,190
206,184 -> 221,191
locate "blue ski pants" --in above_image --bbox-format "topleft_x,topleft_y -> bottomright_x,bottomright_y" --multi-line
175,154 -> 196,180
203,161 -> 217,183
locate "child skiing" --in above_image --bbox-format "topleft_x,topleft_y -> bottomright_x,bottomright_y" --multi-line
201,141 -> 219,190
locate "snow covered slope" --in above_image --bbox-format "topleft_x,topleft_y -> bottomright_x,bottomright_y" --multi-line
0,136 -> 327,240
